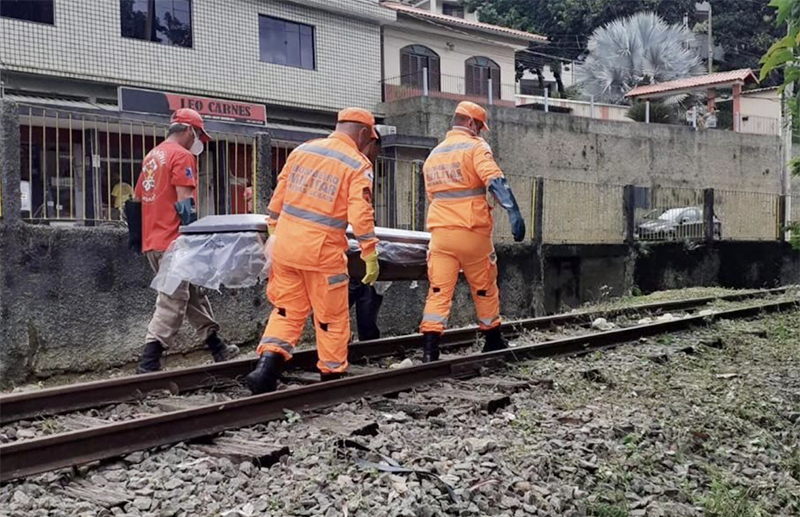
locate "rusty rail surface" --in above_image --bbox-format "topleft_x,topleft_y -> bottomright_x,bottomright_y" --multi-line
0,287 -> 790,425
1,297 -> 797,482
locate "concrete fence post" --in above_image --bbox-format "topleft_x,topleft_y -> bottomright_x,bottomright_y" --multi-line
533,176 -> 544,246
590,95 -> 596,119
422,67 -> 429,97
645,101 -> 651,124
253,131 -> 273,215
544,88 -> 549,113
623,185 -> 636,244
703,188 -> 716,242
0,100 -> 21,224
778,195 -> 787,242
413,159 -> 426,232
487,77 -> 493,106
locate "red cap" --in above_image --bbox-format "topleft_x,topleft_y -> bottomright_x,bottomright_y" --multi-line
171,108 -> 212,142
455,101 -> 489,131
338,107 -> 379,139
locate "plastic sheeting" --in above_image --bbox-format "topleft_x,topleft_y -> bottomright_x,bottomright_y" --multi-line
151,232 -> 428,295
347,239 -> 427,266
151,232 -> 268,296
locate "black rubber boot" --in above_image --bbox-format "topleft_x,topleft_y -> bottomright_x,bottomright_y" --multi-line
422,333 -> 441,363
482,327 -> 509,353
245,352 -> 284,394
206,332 -> 240,363
136,341 -> 164,374
320,372 -> 345,382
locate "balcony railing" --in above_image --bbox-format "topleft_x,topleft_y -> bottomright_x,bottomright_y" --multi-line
382,71 -> 517,108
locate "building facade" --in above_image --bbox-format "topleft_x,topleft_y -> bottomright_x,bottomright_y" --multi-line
0,0 -> 393,117
381,2 -> 544,107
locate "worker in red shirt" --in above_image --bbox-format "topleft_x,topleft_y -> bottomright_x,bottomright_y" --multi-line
133,108 -> 239,373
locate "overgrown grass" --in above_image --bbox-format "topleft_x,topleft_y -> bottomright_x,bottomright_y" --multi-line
701,479 -> 762,517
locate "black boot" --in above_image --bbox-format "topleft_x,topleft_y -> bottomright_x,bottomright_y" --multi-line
422,333 -> 440,363
482,327 -> 509,353
244,352 -> 284,394
320,372 -> 345,382
206,332 -> 240,363
136,341 -> 164,374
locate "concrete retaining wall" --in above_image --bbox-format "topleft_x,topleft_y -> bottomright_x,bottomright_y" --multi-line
3,220 -> 797,387
381,97 -> 784,193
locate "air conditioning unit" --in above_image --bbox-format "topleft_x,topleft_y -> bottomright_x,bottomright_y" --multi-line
375,124 -> 397,136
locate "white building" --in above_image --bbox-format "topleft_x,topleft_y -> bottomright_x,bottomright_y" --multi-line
381,1 -> 545,106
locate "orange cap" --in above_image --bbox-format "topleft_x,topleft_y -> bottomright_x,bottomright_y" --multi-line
171,108 -> 212,142
338,107 -> 379,139
455,101 -> 489,131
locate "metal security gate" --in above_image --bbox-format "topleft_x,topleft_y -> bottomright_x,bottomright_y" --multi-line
18,105 -> 255,225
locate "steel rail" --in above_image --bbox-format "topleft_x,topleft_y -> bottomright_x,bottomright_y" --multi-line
1,298 -> 796,483
0,287 -> 789,424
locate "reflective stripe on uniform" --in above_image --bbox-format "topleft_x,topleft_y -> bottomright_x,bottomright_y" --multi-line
283,203 -> 348,229
429,142 -> 476,156
422,313 -> 448,324
267,209 -> 280,220
328,273 -> 349,285
297,144 -> 362,170
355,231 -> 376,241
323,361 -> 345,370
479,316 -> 500,327
432,188 -> 487,200
260,337 -> 294,356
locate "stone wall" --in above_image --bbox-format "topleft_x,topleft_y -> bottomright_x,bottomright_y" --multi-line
381,97 -> 784,193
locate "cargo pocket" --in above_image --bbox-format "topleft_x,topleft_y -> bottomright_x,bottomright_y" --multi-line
319,273 -> 350,324
474,250 -> 498,298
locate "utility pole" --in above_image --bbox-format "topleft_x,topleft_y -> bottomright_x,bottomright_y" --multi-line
707,2 -> 713,73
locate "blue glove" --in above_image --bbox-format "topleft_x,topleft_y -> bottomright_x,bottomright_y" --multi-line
174,198 -> 197,227
489,177 -> 526,242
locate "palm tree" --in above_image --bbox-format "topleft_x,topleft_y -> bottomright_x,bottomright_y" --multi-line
576,12 -> 704,104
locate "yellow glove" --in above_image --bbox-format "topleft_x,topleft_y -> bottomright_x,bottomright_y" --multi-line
267,223 -> 276,236
361,252 -> 379,286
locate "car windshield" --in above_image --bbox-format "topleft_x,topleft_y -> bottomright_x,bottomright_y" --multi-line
658,208 -> 685,222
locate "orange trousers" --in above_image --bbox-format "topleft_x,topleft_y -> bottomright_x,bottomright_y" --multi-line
420,228 -> 500,335
257,260 -> 350,373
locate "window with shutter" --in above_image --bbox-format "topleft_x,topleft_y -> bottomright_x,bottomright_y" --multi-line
465,57 -> 500,99
400,45 -> 440,92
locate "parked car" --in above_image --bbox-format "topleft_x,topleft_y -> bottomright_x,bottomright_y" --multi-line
637,206 -> 721,240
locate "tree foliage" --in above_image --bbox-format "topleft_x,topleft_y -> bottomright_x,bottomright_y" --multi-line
576,12 -> 703,103
760,0 -> 800,249
461,0 -> 784,89
462,0 -> 695,94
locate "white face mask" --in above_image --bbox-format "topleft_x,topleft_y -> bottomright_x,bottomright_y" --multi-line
190,129 -> 204,155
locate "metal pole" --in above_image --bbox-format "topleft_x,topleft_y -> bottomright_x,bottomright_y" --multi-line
422,66 -> 429,97
692,106 -> 698,129
645,101 -> 650,124
544,88 -> 549,113
487,77 -> 493,105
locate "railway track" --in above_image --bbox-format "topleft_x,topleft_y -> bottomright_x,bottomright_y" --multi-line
0,288 -> 796,483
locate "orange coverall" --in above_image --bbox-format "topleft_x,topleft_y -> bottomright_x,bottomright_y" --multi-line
420,128 -> 505,335
257,132 -> 378,373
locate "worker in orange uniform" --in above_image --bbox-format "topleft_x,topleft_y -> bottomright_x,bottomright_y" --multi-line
245,108 -> 380,394
133,108 -> 239,373
419,101 -> 525,362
